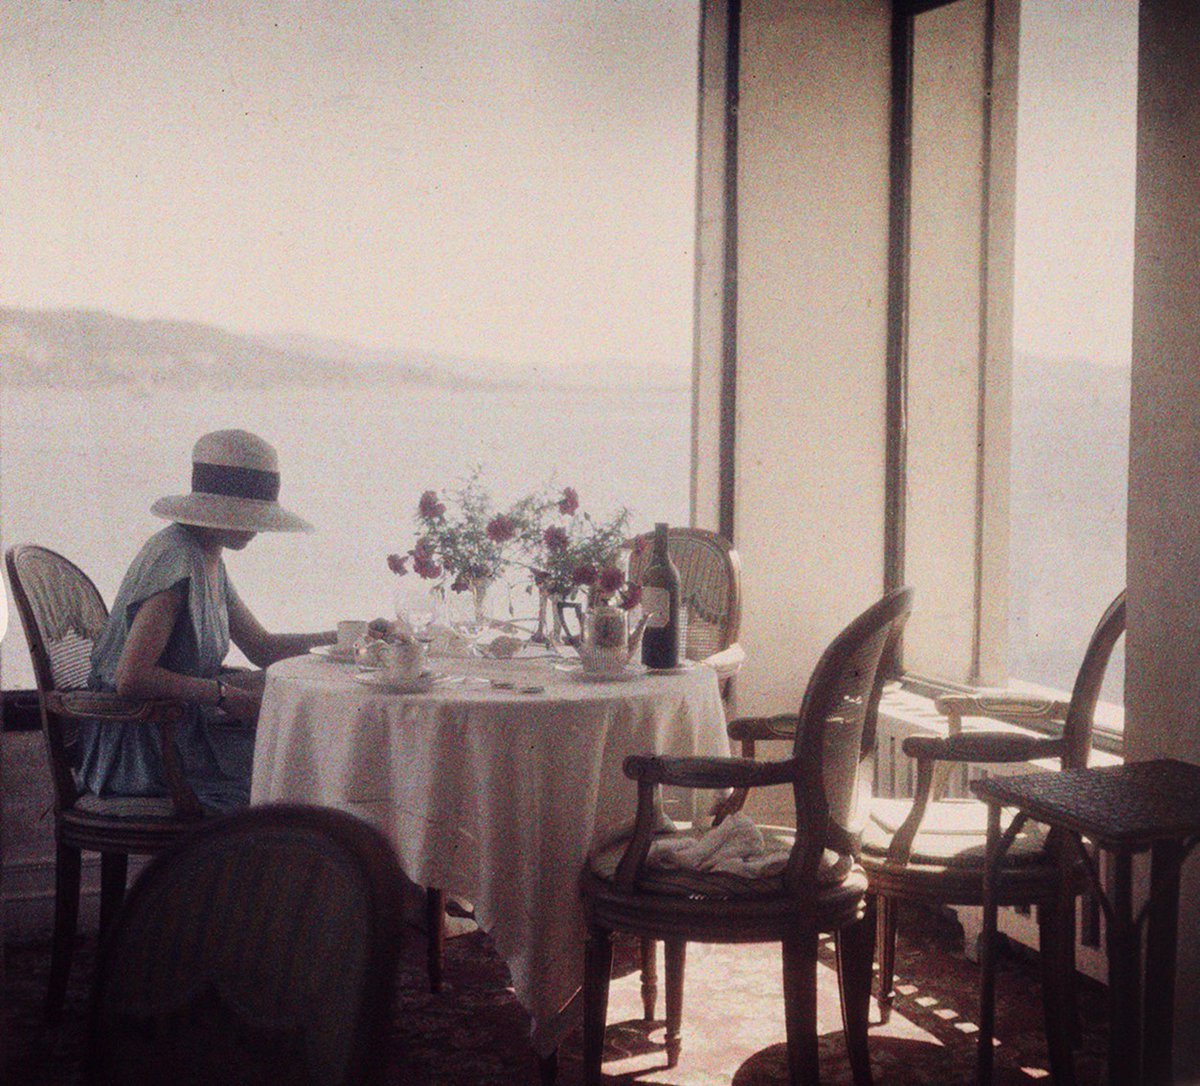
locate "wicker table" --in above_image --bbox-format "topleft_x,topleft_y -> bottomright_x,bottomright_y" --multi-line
972,759 -> 1200,1086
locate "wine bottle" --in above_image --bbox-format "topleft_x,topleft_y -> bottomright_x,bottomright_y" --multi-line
640,522 -> 681,669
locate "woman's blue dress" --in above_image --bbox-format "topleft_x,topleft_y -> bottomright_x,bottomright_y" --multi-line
77,523 -> 255,812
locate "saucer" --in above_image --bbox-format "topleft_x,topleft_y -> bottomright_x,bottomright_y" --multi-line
311,644 -> 357,662
353,670 -> 447,694
554,661 -> 648,683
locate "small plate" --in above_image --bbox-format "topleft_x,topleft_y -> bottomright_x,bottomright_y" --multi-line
353,670 -> 447,694
311,643 -> 357,663
554,661 -> 648,683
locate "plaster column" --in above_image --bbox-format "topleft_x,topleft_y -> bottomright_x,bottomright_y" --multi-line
1126,0 -> 1200,1074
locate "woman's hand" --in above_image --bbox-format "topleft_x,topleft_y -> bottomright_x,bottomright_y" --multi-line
221,681 -> 262,726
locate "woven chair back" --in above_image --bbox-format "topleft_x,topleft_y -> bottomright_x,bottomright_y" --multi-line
787,588 -> 913,885
88,804 -> 407,1086
6,544 -> 111,804
626,527 -> 741,663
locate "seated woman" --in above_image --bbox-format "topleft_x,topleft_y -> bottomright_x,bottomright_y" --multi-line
79,428 -> 336,812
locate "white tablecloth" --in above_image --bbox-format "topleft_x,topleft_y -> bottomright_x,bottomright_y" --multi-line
251,652 -> 729,1054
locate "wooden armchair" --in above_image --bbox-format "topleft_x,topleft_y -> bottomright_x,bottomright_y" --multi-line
87,804 -> 406,1086
5,545 -> 205,1020
581,587 -> 912,1086
858,589 -> 1126,1081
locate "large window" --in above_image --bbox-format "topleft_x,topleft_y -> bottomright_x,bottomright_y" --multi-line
899,0 -> 1133,719
0,3 -> 701,688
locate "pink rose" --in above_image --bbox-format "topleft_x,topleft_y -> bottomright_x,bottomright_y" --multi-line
598,566 -> 625,594
558,487 -> 580,516
572,563 -> 598,586
487,515 -> 516,543
543,526 -> 569,551
387,552 -> 408,575
418,490 -> 446,520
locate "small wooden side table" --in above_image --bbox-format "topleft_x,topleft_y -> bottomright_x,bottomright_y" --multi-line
972,759 -> 1200,1086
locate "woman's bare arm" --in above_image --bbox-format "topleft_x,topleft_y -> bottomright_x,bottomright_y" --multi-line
112,587 -> 257,721
227,590 -> 335,668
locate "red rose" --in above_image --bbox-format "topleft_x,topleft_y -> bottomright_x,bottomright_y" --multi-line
598,566 -> 624,594
543,526 -> 569,551
418,490 -> 446,520
572,563 -> 598,586
387,552 -> 408,575
487,514 -> 516,543
558,487 -> 580,516
451,574 -> 470,593
619,584 -> 642,611
413,555 -> 442,580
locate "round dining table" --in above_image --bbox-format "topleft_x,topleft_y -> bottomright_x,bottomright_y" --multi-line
250,648 -> 729,1056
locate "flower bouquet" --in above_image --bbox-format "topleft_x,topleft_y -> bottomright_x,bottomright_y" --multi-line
387,469 -> 543,626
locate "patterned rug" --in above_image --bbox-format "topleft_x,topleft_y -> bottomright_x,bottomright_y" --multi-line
4,903 -> 1107,1084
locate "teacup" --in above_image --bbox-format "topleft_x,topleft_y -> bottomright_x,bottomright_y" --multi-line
337,620 -> 369,651
380,634 -> 427,683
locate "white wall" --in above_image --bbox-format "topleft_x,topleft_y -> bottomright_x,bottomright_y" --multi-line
1127,1 -> 1200,1073
728,0 -> 892,717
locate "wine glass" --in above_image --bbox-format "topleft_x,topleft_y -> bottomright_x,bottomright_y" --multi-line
393,583 -> 440,645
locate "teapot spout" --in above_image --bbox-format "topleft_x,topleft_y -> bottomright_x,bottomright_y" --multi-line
626,614 -> 650,656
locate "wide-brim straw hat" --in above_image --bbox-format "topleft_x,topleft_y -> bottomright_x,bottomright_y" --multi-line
150,429 -> 314,533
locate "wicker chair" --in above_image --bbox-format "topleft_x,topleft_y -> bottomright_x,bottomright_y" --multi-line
582,588 -> 913,1086
87,803 -> 406,1086
625,526 -> 744,701
858,589 -> 1125,1082
5,544 -> 206,1020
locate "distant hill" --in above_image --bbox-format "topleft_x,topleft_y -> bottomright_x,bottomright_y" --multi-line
0,307 -> 524,391
0,307 -> 689,391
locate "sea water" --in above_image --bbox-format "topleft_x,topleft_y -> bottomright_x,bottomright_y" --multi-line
0,380 -> 691,687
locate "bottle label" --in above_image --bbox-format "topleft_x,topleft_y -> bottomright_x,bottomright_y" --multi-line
642,587 -> 670,628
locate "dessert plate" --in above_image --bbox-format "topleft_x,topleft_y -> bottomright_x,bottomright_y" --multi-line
353,670 -> 449,694
311,643 -> 357,662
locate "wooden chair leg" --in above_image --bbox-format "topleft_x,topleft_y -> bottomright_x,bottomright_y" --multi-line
836,906 -> 876,1086
781,932 -> 820,1086
1037,898 -> 1078,1086
664,938 -> 686,1068
46,842 -> 82,1022
426,887 -> 445,993
875,894 -> 897,1022
99,851 -> 128,936
583,925 -> 614,1086
639,936 -> 658,1021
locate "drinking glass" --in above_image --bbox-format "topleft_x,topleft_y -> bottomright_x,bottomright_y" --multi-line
394,583 -> 440,644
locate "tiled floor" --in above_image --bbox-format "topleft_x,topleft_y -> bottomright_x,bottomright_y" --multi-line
5,902 -> 1107,1084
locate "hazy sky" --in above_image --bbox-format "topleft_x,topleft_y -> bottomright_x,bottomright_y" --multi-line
2,1 -> 1137,371
1014,0 -> 1137,366
1,1 -> 700,373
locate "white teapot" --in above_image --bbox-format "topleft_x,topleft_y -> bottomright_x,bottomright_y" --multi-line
571,604 -> 649,675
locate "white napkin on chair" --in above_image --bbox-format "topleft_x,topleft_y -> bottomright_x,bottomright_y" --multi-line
647,813 -> 790,878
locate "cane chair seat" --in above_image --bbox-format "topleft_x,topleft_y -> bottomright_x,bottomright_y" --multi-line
863,797 -> 1050,868
588,825 -> 857,901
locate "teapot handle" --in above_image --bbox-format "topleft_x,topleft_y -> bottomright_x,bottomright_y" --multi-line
554,600 -> 585,648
